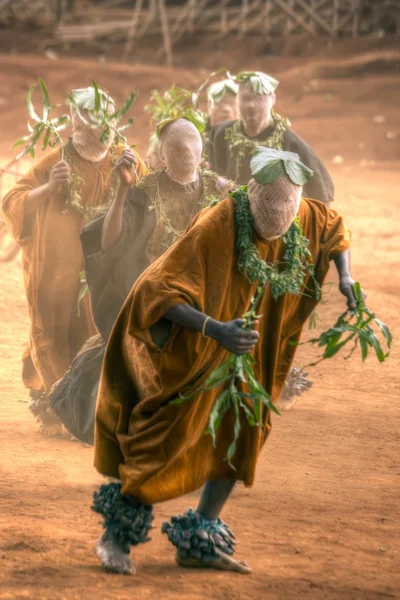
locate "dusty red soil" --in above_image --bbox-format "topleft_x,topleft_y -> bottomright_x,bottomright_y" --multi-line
0,46 -> 399,599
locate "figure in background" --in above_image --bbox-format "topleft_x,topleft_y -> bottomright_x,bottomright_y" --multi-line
49,117 -> 232,443
203,78 -> 239,167
145,79 -> 239,171
2,86 -> 145,434
209,71 -> 334,205
206,78 -> 239,127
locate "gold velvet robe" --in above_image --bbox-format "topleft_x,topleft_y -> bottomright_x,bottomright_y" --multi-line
2,144 -> 145,393
94,197 -> 351,504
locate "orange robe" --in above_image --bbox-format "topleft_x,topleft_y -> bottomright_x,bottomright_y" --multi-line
94,197 -> 351,505
2,144 -> 145,393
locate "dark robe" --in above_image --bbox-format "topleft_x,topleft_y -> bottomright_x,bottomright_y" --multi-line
80,187 -> 155,342
209,120 -> 334,205
49,187 -> 154,443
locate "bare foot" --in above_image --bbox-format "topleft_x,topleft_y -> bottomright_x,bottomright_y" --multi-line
95,534 -> 135,575
276,395 -> 298,412
39,422 -> 64,437
30,394 -> 64,436
176,550 -> 252,575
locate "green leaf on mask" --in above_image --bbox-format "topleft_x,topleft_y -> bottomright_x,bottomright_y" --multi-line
236,71 -> 280,95
250,146 -> 313,185
284,159 -> 314,186
251,154 -> 285,184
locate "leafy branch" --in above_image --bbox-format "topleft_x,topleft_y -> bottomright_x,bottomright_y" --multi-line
13,79 -> 138,165
171,335 -> 278,471
68,80 -> 137,149
13,78 -> 70,160
303,282 -> 392,365
144,84 -> 206,137
144,85 -> 193,123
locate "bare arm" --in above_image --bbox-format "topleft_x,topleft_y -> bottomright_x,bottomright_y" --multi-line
334,248 -> 366,308
101,183 -> 129,252
334,248 -> 352,281
164,304 -> 259,355
101,150 -> 137,252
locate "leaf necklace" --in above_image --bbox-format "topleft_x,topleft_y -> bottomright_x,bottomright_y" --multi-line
62,139 -> 120,221
145,167 -> 216,249
224,111 -> 290,181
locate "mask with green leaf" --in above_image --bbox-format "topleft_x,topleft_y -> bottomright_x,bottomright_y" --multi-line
248,147 -> 313,240
69,80 -> 137,152
207,79 -> 238,105
207,79 -> 239,126
69,86 -> 117,161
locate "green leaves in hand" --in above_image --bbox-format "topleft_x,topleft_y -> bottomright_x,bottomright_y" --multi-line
304,283 -> 392,365
15,78 -> 70,160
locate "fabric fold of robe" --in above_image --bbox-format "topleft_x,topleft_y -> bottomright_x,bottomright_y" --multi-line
2,144 -> 145,392
94,196 -> 351,505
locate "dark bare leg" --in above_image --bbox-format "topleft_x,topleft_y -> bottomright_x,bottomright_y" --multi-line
197,479 -> 236,520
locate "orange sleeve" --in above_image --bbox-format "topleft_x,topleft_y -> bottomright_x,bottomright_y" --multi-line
2,147 -> 61,244
320,205 -> 352,260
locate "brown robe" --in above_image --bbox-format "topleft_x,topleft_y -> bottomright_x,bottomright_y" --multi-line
94,196 -> 350,505
2,144 -> 145,393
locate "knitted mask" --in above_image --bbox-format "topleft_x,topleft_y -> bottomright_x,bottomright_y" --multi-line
207,91 -> 238,127
238,80 -> 276,139
248,175 -> 302,240
159,118 -> 203,185
207,79 -> 239,127
71,86 -> 116,163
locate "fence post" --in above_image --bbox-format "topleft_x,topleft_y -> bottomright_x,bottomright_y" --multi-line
158,0 -> 173,66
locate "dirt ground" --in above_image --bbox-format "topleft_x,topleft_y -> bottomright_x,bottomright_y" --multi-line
0,44 -> 399,600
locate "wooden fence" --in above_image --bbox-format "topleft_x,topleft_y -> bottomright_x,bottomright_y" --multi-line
1,0 -> 399,65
